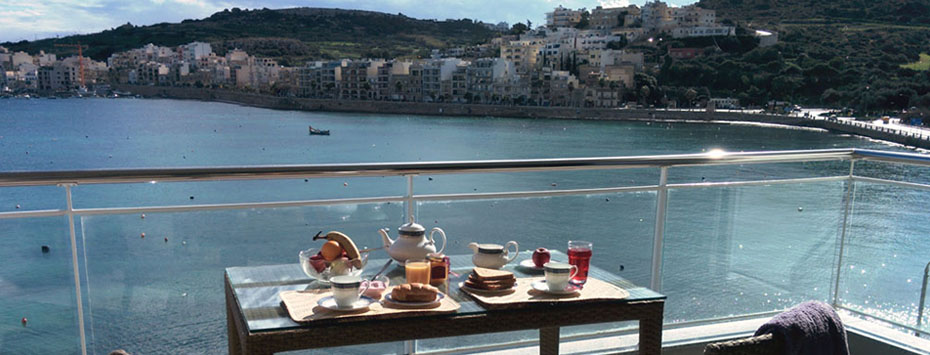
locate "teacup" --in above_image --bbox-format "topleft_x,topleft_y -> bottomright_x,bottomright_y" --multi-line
331,275 -> 368,308
543,262 -> 578,291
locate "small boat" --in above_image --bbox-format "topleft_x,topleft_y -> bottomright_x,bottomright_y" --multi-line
309,126 -> 330,135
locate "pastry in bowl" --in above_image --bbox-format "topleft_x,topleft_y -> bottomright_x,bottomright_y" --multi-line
391,283 -> 439,303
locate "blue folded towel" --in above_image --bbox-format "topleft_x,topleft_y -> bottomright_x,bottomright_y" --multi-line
754,301 -> 849,355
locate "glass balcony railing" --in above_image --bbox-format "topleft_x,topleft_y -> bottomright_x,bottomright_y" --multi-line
2,148 -> 930,354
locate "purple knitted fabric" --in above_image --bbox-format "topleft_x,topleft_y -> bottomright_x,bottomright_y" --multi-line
754,301 -> 849,355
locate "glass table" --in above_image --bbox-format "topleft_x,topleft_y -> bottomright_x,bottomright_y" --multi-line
225,251 -> 665,354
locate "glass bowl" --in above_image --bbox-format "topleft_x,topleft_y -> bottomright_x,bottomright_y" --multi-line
299,248 -> 369,284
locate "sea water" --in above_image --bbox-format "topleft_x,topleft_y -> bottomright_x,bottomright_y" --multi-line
0,98 -> 927,354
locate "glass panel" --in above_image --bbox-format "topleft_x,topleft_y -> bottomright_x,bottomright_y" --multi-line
663,181 -> 844,324
412,168 -> 659,195
80,203 -> 404,354
415,192 -> 656,352
0,185 -> 65,212
838,182 -> 930,330
72,176 -> 407,209
0,217 -> 80,353
854,160 -> 930,186
668,160 -> 851,185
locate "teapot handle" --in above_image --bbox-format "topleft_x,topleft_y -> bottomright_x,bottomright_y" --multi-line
430,228 -> 447,254
504,241 -> 519,263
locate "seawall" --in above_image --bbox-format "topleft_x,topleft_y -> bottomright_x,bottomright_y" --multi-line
114,85 -> 930,149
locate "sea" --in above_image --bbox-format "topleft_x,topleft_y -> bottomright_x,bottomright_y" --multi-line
1,98 -> 928,354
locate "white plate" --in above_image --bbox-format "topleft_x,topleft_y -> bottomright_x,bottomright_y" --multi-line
383,292 -> 444,307
531,280 -> 580,295
317,295 -> 376,311
518,259 -> 545,272
459,281 -> 517,295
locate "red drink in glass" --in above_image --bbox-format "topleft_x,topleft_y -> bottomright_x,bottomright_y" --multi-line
567,241 -> 592,285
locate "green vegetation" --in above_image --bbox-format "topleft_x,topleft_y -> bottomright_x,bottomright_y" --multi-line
0,7 -> 499,65
645,0 -> 930,113
901,53 -> 930,71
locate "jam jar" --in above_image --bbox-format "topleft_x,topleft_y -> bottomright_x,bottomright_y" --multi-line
427,252 -> 450,285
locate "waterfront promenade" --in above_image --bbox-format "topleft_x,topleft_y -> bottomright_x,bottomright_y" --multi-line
115,84 -> 930,150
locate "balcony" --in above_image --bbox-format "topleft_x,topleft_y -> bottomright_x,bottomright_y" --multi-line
2,148 -> 930,354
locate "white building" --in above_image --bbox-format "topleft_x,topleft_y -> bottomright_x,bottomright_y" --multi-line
36,51 -> 57,66
11,51 -> 32,68
755,30 -> 779,47
588,50 -> 644,71
182,42 -> 212,63
671,26 -> 734,38
546,6 -> 583,28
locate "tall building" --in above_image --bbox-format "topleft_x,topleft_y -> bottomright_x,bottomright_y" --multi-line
546,6 -> 584,28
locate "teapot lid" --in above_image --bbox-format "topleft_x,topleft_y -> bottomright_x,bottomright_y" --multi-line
398,221 -> 425,236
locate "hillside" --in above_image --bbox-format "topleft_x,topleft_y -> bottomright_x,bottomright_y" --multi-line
1,7 -> 499,66
697,0 -> 930,26
648,0 -> 930,112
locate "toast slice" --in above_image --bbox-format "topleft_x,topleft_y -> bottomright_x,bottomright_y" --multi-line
468,274 -> 516,286
464,279 -> 515,290
471,267 -> 515,281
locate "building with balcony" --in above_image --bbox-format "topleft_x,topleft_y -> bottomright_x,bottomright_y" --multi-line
590,5 -> 640,31
546,5 -> 584,28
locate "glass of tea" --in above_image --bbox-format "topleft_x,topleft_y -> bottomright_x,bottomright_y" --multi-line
405,259 -> 431,284
567,240 -> 593,285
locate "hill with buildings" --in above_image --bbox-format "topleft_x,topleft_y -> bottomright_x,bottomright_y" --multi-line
654,0 -> 930,113
0,7 -> 500,66
697,0 -> 930,26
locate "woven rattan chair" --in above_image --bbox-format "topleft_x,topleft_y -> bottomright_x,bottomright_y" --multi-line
703,332 -> 785,355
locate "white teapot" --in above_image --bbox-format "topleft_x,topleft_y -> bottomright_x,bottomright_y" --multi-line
379,218 -> 447,263
468,241 -> 518,269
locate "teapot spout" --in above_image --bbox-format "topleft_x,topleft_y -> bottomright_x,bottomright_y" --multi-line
378,228 -> 394,249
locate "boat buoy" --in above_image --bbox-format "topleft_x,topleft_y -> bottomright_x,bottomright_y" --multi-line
21,317 -> 27,326
343,182 -> 348,187
182,241 -> 187,245
189,196 -> 194,200
164,237 -> 168,243
141,213 -> 145,219
140,233 -> 145,238
551,183 -> 557,187
798,207 -> 804,212
15,204 -> 20,209
41,245 -> 50,253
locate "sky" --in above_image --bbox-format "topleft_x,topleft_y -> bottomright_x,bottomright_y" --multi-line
0,0 -> 697,44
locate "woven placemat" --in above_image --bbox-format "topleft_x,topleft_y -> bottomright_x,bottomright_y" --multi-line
280,286 -> 460,323
460,277 -> 629,309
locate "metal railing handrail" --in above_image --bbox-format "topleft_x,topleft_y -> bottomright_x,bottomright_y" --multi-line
0,148 -> 866,187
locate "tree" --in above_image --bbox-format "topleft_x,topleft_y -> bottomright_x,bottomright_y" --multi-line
511,23 -> 529,35
684,88 -> 697,107
606,38 -> 628,50
575,12 -> 590,29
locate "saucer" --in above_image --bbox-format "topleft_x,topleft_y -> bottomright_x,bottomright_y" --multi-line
383,293 -> 444,308
317,296 -> 375,311
518,259 -> 545,272
531,280 -> 580,295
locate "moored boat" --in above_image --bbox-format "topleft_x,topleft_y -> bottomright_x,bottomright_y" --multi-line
309,126 -> 330,135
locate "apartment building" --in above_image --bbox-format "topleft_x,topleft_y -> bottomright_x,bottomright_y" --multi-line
501,40 -> 541,76
590,5 -> 640,31
546,6 -> 583,28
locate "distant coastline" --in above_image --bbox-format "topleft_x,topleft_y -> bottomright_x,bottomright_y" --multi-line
113,84 -> 930,150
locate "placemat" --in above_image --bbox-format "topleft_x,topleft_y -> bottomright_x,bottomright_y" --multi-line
280,286 -> 460,323
460,277 -> 629,309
